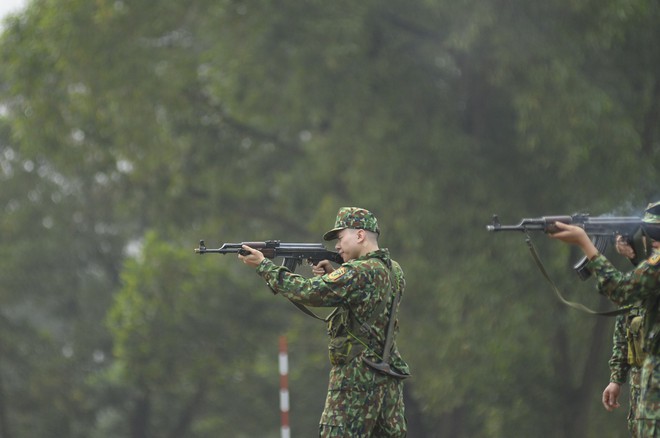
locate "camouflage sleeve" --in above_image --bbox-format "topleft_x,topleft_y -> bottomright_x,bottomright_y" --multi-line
586,253 -> 660,306
255,259 -> 356,307
391,260 -> 406,296
608,314 -> 630,384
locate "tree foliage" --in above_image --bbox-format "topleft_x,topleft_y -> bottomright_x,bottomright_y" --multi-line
0,0 -> 659,436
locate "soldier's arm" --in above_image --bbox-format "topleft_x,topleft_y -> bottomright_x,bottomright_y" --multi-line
608,314 -> 630,385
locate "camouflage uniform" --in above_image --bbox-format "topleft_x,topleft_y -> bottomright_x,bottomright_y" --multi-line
609,309 -> 643,436
256,207 -> 409,437
586,202 -> 660,437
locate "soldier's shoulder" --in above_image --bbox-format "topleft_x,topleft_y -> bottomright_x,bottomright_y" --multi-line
346,258 -> 379,270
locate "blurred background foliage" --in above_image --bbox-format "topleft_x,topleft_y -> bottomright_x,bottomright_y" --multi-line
0,0 -> 659,436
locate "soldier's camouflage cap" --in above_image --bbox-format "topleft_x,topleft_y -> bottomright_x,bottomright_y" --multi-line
643,201 -> 660,224
323,207 -> 380,241
642,201 -> 660,241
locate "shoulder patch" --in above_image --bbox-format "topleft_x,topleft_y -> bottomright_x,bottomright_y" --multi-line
327,267 -> 348,282
649,253 -> 660,266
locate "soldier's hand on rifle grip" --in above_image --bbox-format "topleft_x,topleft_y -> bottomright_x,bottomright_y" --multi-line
312,260 -> 335,276
615,235 -> 636,260
238,245 -> 265,268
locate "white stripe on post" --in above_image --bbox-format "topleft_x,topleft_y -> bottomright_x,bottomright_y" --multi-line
279,336 -> 290,438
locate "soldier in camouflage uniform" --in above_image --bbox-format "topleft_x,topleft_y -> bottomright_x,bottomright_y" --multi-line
603,307 -> 643,437
551,201 -> 660,437
239,207 -> 410,437
602,237 -> 645,437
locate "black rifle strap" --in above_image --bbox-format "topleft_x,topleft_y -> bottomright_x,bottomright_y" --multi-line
345,261 -> 400,361
288,300 -> 328,321
350,262 -> 397,341
376,273 -> 402,359
524,233 -> 631,317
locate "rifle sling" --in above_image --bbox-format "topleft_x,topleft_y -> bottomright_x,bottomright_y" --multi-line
524,233 -> 630,317
288,300 -> 328,321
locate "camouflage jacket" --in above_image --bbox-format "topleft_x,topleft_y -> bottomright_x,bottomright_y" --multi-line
609,313 -> 631,384
256,248 -> 409,374
587,250 -> 660,354
609,306 -> 644,384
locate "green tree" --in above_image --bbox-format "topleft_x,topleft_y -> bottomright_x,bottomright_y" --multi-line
1,0 -> 658,436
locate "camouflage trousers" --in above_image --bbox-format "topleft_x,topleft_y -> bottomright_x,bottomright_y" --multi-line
637,355 -> 660,437
319,358 -> 406,437
630,366 -> 642,437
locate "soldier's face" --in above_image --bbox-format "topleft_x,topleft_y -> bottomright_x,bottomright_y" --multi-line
335,228 -> 360,262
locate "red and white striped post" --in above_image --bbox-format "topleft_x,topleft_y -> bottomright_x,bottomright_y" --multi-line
279,336 -> 290,438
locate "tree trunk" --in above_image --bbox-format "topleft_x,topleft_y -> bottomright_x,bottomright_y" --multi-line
0,367 -> 11,438
166,380 -> 208,438
130,389 -> 151,438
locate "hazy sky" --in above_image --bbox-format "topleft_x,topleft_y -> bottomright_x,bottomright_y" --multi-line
0,0 -> 27,21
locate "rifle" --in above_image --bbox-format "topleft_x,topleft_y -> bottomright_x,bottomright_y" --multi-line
194,239 -> 343,272
194,239 -> 343,320
487,213 -> 642,280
